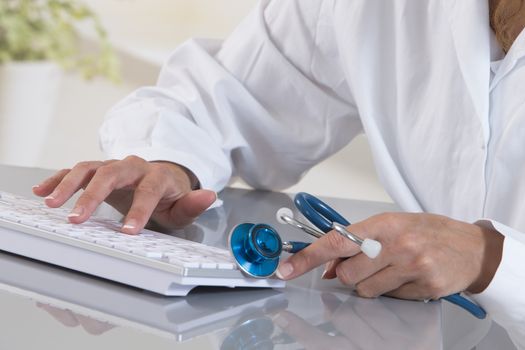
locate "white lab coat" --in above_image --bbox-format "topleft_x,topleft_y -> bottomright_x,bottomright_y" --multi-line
100,0 -> 525,344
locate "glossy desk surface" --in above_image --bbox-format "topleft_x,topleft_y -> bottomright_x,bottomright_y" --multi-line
0,165 -> 517,349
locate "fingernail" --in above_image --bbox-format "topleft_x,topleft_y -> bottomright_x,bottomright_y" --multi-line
275,262 -> 293,280
322,261 -> 334,279
45,191 -> 57,200
32,185 -> 40,190
68,207 -> 84,218
122,219 -> 137,231
272,313 -> 289,328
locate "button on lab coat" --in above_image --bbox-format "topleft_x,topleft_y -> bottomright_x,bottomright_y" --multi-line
100,0 -> 525,344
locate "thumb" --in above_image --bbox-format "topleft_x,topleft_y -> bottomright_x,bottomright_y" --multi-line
167,189 -> 217,228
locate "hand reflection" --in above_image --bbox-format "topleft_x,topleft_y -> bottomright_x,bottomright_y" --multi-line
272,293 -> 440,350
36,302 -> 116,335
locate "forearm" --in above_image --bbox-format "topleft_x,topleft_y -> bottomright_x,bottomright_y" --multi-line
470,220 -> 525,348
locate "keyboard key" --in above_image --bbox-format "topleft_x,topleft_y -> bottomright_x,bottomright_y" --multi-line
218,262 -> 237,270
201,262 -> 218,269
166,257 -> 196,268
132,249 -> 164,259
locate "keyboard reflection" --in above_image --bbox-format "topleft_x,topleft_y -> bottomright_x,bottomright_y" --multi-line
0,251 -> 287,343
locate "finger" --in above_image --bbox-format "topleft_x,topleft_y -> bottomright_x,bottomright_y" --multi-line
76,315 -> 115,335
32,169 -> 71,197
384,282 -> 433,301
120,174 -> 169,234
351,297 -> 408,329
320,292 -> 344,319
379,292 -> 440,327
36,303 -> 79,327
272,311 -> 349,349
44,162 -> 104,208
321,258 -> 344,280
332,252 -> 390,286
354,266 -> 412,298
165,190 -> 217,228
276,225 -> 377,280
104,188 -> 134,215
327,297 -> 387,343
69,161 -> 146,224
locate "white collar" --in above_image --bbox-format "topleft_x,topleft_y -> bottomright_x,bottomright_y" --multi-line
490,26 -> 525,90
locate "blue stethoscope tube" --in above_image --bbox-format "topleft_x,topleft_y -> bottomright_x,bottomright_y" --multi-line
294,192 -> 350,231
229,192 -> 486,319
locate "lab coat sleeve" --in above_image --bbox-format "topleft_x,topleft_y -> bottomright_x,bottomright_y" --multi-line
99,0 -> 361,192
472,220 -> 525,348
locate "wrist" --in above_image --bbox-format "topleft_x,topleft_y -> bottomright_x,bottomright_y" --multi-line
467,224 -> 504,293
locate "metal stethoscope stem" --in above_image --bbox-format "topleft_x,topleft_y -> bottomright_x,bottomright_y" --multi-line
276,209 -> 324,239
332,222 -> 363,245
276,207 -> 381,259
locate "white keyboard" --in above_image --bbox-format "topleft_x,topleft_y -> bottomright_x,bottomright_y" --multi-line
0,191 -> 284,295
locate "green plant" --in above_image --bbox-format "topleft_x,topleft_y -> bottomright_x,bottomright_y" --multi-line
0,0 -> 119,81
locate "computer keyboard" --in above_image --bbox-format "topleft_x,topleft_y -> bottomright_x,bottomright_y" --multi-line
0,191 -> 284,295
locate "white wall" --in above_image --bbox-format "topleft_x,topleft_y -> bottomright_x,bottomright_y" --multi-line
1,0 -> 391,203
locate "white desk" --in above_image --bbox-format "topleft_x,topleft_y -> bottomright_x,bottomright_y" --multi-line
0,164 -> 517,349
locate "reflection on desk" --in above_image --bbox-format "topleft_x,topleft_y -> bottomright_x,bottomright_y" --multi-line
0,164 -> 518,349
0,252 -> 286,343
272,291 -> 442,349
0,251 -> 443,349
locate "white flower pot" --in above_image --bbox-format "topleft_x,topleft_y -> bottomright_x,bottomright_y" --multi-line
0,62 -> 62,167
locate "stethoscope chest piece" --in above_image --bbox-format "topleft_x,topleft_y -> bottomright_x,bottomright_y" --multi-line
229,223 -> 283,278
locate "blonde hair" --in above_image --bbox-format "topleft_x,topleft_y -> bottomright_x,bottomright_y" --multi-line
490,0 -> 525,52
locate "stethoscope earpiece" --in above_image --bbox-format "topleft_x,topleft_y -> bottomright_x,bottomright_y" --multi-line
276,207 -> 294,225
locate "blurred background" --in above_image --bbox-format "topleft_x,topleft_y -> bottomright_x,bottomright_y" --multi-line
0,0 -> 391,203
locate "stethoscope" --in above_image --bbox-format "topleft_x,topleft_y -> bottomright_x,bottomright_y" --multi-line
229,192 -> 487,319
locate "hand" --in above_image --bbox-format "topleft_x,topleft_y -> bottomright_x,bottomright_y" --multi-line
276,213 -> 504,300
36,302 -> 115,335
272,292 -> 440,349
32,156 -> 217,234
